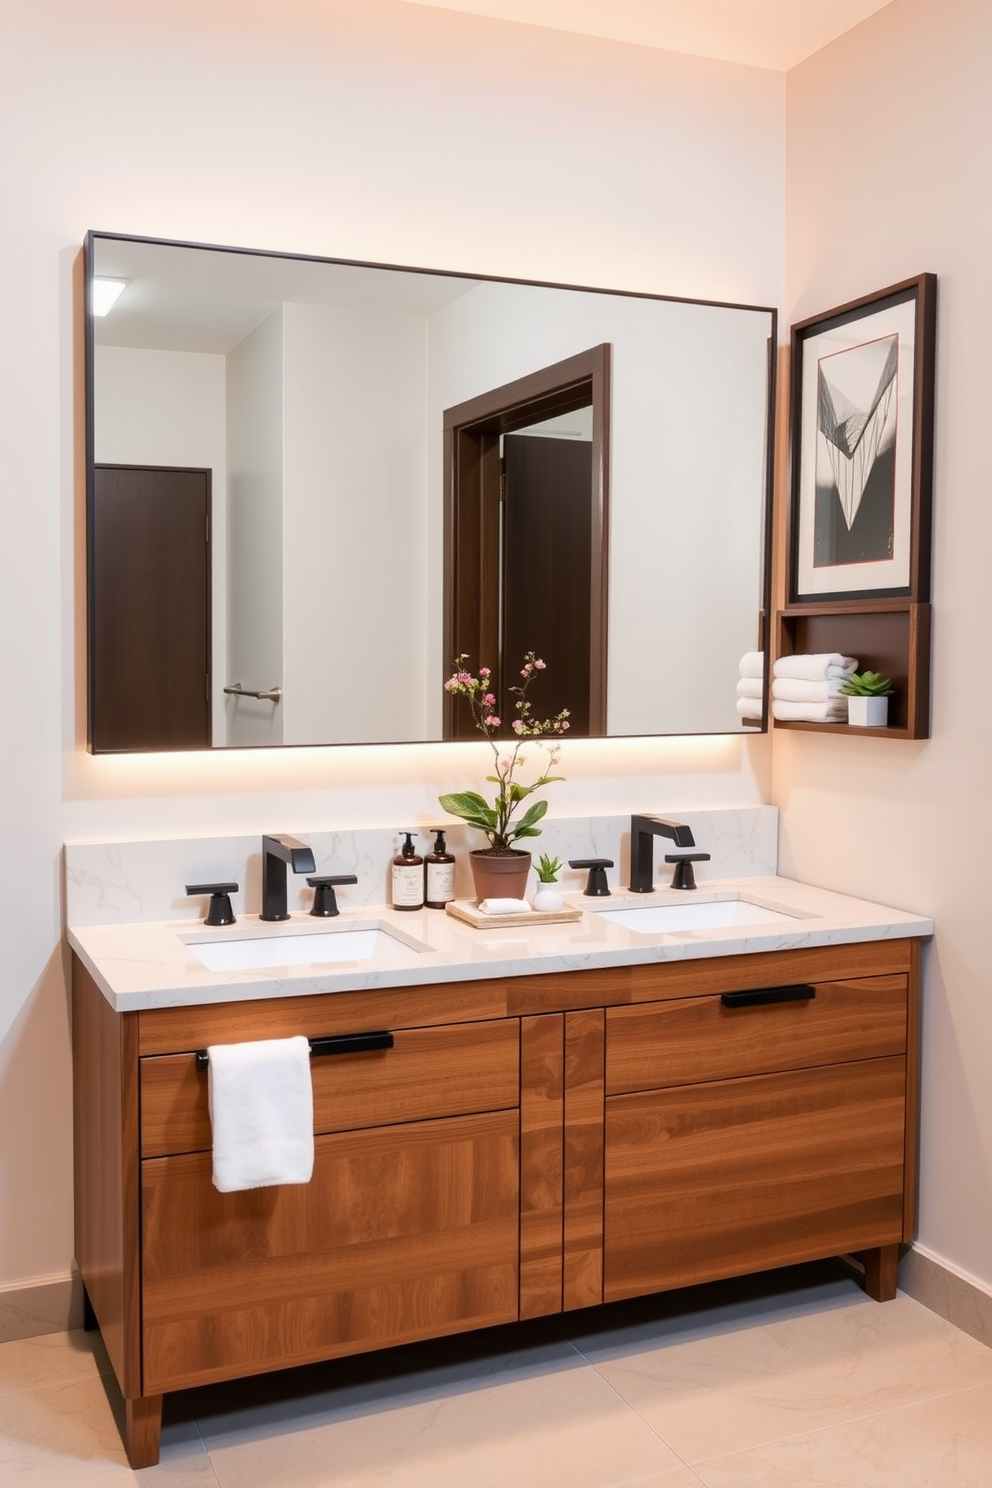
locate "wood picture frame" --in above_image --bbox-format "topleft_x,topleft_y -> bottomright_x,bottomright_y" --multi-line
788,274 -> 936,605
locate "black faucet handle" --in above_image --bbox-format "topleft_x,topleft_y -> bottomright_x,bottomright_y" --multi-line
185,881 -> 239,926
306,875 -> 358,918
663,853 -> 711,891
568,858 -> 614,896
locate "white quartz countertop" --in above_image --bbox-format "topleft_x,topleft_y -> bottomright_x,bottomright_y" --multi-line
67,876 -> 933,1013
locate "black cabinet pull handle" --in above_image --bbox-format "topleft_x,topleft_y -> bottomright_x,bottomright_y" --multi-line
720,984 -> 816,1009
195,1031 -> 394,1069
310,1032 -> 394,1057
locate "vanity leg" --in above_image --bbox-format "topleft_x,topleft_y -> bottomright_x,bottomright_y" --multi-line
81,1284 -> 98,1332
124,1395 -> 163,1469
862,1244 -> 900,1302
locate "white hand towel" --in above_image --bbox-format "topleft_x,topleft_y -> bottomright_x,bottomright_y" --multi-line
736,696 -> 763,720
208,1036 -> 314,1193
479,897 -> 531,915
772,699 -> 848,722
772,677 -> 849,703
738,651 -> 764,679
773,653 -> 857,682
736,677 -> 763,699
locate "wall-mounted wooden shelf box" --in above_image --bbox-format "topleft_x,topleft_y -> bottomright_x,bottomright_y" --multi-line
775,600 -> 931,740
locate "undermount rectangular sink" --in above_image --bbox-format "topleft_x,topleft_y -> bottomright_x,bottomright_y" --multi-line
184,924 -> 427,972
599,897 -> 803,935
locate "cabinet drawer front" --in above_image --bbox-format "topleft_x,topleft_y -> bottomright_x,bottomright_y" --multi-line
141,1110 -> 519,1393
604,1056 -> 906,1302
606,976 -> 907,1094
140,1017 -> 520,1158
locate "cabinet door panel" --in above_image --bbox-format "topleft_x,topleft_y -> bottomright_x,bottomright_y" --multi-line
141,1018 -> 519,1157
142,1111 -> 519,1392
606,977 -> 907,1095
604,1058 -> 905,1301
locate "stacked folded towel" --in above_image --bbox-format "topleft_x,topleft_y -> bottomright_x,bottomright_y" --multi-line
736,652 -> 764,721
771,653 -> 857,722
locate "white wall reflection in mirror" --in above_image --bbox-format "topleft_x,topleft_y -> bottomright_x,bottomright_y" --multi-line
87,233 -> 773,751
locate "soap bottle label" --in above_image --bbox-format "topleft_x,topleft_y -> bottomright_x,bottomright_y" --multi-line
426,859 -> 455,907
392,862 -> 424,909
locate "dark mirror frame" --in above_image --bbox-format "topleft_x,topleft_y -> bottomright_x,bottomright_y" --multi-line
85,230 -> 777,753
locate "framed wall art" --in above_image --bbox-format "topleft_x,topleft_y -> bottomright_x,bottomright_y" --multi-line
788,273 -> 936,604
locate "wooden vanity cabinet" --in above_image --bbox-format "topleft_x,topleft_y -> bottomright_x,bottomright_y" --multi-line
603,975 -> 910,1300
72,937 -> 920,1468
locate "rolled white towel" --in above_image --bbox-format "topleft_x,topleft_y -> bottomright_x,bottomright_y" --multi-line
479,897 -> 531,915
739,651 -> 764,679
208,1036 -> 314,1193
736,696 -> 762,720
772,677 -> 849,703
736,677 -> 763,699
773,653 -> 857,682
772,699 -> 848,723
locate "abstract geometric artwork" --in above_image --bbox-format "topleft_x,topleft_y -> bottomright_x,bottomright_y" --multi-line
789,275 -> 935,603
814,333 -> 898,568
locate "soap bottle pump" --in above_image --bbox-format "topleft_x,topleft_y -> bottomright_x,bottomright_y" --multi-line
392,831 -> 424,910
424,828 -> 456,909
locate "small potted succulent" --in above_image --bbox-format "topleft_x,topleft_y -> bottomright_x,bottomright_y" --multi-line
839,670 -> 894,727
532,854 -> 564,913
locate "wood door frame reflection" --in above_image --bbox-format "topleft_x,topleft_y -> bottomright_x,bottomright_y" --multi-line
442,344 -> 611,740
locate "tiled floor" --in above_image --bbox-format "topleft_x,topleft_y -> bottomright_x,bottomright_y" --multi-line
3,1262 -> 992,1486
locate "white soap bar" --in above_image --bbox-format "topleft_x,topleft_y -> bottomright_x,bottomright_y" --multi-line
478,897 -> 532,916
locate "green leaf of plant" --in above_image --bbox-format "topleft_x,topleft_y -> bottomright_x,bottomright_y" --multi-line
515,800 -> 549,832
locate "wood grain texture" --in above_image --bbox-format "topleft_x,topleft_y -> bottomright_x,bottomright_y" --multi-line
504,939 -> 914,1016
140,1018 -> 520,1158
862,1243 -> 900,1302
606,976 -> 908,1095
123,1395 -> 163,1471
520,1014 -> 564,1318
137,980 -> 509,1056
563,1009 -> 604,1310
141,1111 -> 519,1393
604,1057 -> 906,1302
71,957 -> 142,1395
903,938 -> 922,1239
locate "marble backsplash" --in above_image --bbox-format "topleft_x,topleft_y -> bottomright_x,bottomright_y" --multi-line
64,807 -> 778,928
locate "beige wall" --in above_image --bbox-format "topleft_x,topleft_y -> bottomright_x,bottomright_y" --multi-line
781,0 -> 992,1291
0,1 -> 782,1288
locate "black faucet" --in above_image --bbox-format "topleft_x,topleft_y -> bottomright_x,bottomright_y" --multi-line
260,833 -> 317,921
628,815 -> 695,893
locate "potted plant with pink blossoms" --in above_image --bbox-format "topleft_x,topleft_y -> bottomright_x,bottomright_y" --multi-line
439,652 -> 570,903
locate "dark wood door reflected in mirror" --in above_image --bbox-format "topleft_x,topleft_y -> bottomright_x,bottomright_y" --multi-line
86,231 -> 775,751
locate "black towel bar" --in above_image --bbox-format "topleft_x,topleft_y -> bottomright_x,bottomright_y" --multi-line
195,1031 -> 394,1070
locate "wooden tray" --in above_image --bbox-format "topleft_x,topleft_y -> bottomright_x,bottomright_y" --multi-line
446,900 -> 582,930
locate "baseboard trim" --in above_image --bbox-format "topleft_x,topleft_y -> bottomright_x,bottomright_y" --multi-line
0,1273 -> 84,1343
900,1245 -> 992,1349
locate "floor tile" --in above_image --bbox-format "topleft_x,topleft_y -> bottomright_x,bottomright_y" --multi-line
0,1329 -> 113,1399
691,1382 -> 992,1487
0,1368 -> 216,1485
573,1290 -> 992,1463
195,1336 -> 683,1488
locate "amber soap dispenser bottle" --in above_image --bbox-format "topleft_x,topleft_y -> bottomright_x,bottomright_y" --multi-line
391,831 -> 424,910
424,829 -> 456,909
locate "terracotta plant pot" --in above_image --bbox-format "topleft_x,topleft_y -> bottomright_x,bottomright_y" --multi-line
469,849 -> 531,904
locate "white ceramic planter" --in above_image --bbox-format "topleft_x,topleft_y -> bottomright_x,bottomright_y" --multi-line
847,695 -> 889,727
532,883 -> 564,912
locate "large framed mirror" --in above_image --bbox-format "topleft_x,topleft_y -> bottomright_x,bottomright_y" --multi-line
85,232 -> 775,752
